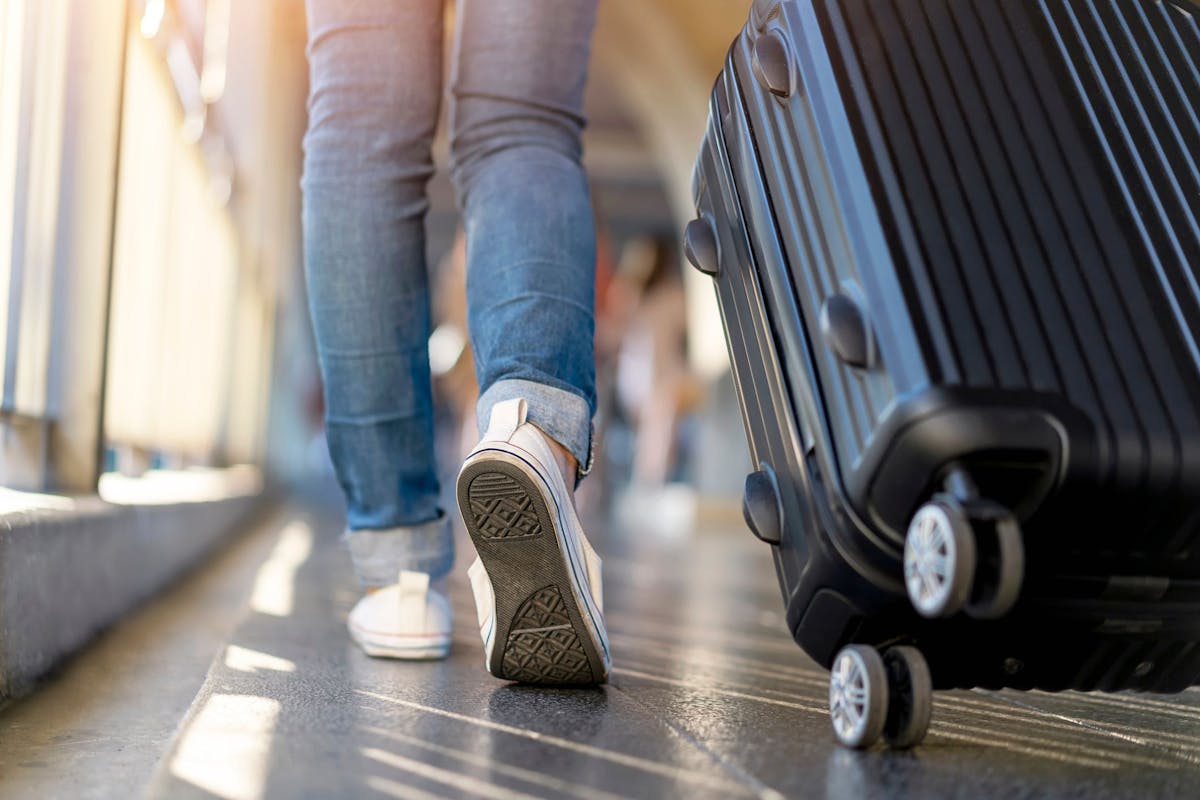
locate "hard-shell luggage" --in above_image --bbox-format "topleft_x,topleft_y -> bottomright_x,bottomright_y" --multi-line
685,0 -> 1200,748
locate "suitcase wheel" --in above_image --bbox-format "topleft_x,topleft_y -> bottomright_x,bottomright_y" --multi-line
903,498 -> 1024,620
964,513 -> 1024,620
903,501 -> 977,618
829,645 -> 932,750
882,646 -> 933,749
829,645 -> 888,748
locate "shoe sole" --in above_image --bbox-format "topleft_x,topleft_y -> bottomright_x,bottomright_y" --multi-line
349,626 -> 451,661
357,642 -> 450,660
458,457 -> 607,686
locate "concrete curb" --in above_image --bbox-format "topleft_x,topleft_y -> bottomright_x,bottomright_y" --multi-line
0,491 -> 266,701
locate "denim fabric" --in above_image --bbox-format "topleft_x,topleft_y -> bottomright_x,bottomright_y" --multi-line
302,0 -> 598,578
345,516 -> 455,587
478,378 -> 593,478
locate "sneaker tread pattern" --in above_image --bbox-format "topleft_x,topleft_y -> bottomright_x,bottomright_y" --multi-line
501,586 -> 594,684
468,473 -> 543,540
460,459 -> 606,686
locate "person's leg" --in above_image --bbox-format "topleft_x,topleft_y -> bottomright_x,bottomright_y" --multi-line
449,0 -> 608,685
302,0 -> 452,590
449,0 -> 599,478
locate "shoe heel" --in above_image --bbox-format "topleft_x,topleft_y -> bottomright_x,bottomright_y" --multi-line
458,458 -> 606,685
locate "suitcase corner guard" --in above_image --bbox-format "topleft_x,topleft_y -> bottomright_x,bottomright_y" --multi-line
743,466 -> 784,546
683,216 -> 720,276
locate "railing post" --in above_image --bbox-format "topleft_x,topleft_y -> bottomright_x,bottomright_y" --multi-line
43,0 -> 129,493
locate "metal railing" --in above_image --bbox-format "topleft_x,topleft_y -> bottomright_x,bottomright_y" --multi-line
0,0 -> 305,494
0,0 -> 92,491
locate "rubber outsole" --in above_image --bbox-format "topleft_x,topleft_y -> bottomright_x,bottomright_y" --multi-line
349,629 -> 451,661
458,457 -> 606,686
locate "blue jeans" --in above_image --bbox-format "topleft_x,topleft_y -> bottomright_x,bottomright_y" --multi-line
302,0 -> 598,584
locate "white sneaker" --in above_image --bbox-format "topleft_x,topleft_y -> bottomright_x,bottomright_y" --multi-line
348,571 -> 452,660
458,398 -> 610,685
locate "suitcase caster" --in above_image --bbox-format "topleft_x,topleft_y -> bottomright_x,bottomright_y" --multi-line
904,500 -> 977,618
881,646 -> 932,749
904,498 -> 1025,619
964,511 -> 1024,619
829,645 -> 932,749
829,645 -> 887,748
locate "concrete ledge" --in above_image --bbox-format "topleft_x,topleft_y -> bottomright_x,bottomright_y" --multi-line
0,479 -> 267,701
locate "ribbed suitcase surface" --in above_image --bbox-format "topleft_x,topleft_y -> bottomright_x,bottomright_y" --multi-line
690,0 -> 1200,697
820,0 -> 1200,431
814,0 -> 1200,552
733,0 -> 1200,550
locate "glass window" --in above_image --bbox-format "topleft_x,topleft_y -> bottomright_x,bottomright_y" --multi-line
0,0 -> 69,418
105,30 -> 239,461
0,0 -> 28,406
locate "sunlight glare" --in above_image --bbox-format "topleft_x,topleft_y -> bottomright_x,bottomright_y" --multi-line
169,693 -> 280,800
249,520 -> 314,617
0,487 -> 77,515
140,0 -> 164,38
224,645 -> 296,675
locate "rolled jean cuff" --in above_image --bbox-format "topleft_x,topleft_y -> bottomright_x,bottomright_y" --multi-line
477,378 -> 594,481
345,515 -> 454,588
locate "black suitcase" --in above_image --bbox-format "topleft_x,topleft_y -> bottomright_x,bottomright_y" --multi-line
685,0 -> 1200,748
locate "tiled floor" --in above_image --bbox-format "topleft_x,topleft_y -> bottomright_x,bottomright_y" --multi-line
4,491 -> 1200,798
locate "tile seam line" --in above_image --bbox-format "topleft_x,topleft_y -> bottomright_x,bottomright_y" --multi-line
362,725 -> 632,800
355,690 -> 751,794
607,681 -> 787,800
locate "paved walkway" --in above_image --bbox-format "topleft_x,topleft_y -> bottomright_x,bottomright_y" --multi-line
3,491 -> 1200,798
